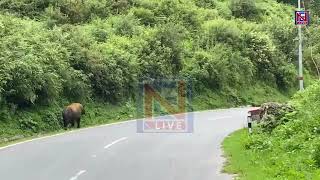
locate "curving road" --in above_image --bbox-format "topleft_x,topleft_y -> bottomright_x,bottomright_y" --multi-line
0,108 -> 249,180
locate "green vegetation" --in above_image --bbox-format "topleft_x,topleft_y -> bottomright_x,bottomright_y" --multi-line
222,1 -> 320,178
0,101 -> 136,144
223,81 -> 320,179
1,0 -> 318,144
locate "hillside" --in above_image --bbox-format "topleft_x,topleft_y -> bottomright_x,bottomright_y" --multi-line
0,0 -> 313,142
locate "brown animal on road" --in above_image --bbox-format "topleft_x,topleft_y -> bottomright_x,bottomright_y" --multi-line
62,103 -> 85,129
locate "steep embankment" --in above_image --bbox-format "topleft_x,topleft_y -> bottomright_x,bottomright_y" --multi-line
223,81 -> 320,179
0,0 -> 302,143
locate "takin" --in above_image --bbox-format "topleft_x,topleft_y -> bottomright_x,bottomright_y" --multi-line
62,103 -> 85,129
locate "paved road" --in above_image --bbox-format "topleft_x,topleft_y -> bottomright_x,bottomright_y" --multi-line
0,108 -> 249,180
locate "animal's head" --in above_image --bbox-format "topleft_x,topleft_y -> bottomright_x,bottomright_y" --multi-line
80,104 -> 85,115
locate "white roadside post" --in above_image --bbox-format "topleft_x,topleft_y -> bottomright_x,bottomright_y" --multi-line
247,111 -> 252,134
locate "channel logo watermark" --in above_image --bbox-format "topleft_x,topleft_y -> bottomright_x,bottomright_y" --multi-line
136,79 -> 193,133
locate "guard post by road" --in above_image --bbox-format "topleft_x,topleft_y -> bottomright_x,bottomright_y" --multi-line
247,108 -> 263,134
247,111 -> 252,134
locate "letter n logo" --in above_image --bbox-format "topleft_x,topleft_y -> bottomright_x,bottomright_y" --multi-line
136,79 -> 193,133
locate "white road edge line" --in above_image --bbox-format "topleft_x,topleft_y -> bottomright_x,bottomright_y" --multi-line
104,137 -> 128,149
0,119 -> 136,151
70,170 -> 86,180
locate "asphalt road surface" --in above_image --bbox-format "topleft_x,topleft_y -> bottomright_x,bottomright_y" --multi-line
0,108 -> 249,180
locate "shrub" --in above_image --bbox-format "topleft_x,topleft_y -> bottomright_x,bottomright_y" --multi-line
0,0 -> 51,17
110,15 -> 140,37
40,109 -> 62,131
19,116 -> 39,133
263,19 -> 295,61
230,0 -> 260,19
138,23 -> 185,79
108,0 -> 134,15
4,60 -> 46,106
86,43 -> 138,102
47,0 -> 110,24
44,5 -> 68,28
259,102 -> 295,132
215,2 -> 232,19
194,0 -> 216,8
200,19 -> 242,48
132,8 -> 155,26
185,44 -> 254,91
275,64 -> 296,90
244,135 -> 272,151
242,31 -> 293,87
62,69 -> 91,103
313,144 -> 320,168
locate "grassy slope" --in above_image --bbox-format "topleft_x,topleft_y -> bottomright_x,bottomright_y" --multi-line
223,129 -> 268,180
0,102 -> 135,144
223,81 -> 320,179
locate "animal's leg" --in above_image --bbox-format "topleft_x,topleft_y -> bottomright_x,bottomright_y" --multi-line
77,118 -> 81,128
63,119 -> 68,130
71,120 -> 75,128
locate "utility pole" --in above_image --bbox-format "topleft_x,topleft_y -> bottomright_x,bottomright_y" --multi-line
298,0 -> 304,91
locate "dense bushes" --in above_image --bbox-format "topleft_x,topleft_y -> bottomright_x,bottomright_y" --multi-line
0,0 -> 302,101
0,15 -> 91,107
86,42 -> 138,102
0,0 -> 302,108
0,0 -> 51,17
0,0 -> 135,23
186,45 -> 253,90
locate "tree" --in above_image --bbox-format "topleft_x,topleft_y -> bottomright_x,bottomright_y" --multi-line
230,0 -> 260,19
